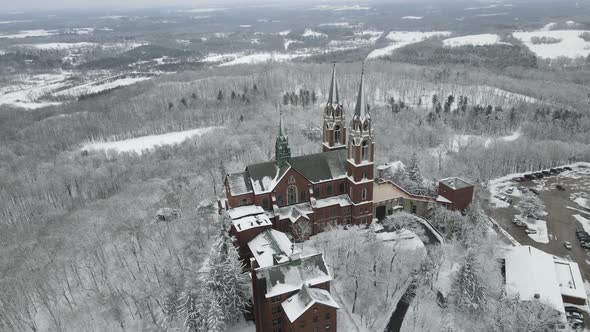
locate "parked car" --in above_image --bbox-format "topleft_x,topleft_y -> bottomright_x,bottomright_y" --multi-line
565,306 -> 584,314
567,311 -> 584,320
564,241 -> 573,250
506,188 -> 514,194
581,243 -> 590,249
569,318 -> 584,330
530,188 -> 540,195
518,186 -> 528,193
524,174 -> 534,180
556,184 -> 566,191
514,220 -> 527,227
542,170 -> 551,176
512,177 -> 522,182
550,168 -> 558,174
525,228 -> 537,234
564,166 -> 573,171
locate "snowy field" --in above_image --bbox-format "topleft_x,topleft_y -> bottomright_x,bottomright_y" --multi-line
302,29 -> 327,38
401,16 -> 423,20
512,30 -> 590,59
443,34 -> 509,47
80,127 -> 218,154
0,71 -> 156,109
0,29 -> 57,38
16,42 -> 98,50
367,31 -> 452,59
53,74 -> 153,97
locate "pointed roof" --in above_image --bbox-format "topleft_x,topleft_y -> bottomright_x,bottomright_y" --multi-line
327,64 -> 339,105
281,285 -> 340,322
278,107 -> 286,137
353,67 -> 369,121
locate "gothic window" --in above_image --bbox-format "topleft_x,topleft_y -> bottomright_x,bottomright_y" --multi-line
363,120 -> 369,132
339,182 -> 345,193
287,185 -> 297,205
334,125 -> 341,144
361,140 -> 369,161
361,188 -> 367,200
288,175 -> 296,184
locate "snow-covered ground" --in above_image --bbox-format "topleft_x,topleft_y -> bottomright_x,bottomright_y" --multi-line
367,31 -> 452,59
443,34 -> 510,47
201,52 -> 245,63
81,127 -> 218,154
312,4 -> 370,11
401,16 -> 423,20
318,22 -> 351,27
445,131 -> 521,152
283,39 -> 302,50
218,52 -> 310,66
512,30 -> 590,59
16,42 -> 98,50
0,72 -> 71,109
302,29 -> 327,38
53,74 -> 153,97
0,29 -> 58,39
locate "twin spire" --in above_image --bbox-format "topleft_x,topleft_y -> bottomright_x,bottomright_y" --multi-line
327,63 -> 339,106
353,67 -> 370,122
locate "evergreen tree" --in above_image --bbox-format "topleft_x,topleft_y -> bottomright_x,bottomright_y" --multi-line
253,83 -> 258,92
311,91 -> 317,104
217,90 -> 223,101
181,97 -> 188,107
453,251 -> 487,312
282,93 -> 289,105
407,153 -> 422,185
192,92 -> 197,100
431,94 -> 438,110
231,91 -> 236,100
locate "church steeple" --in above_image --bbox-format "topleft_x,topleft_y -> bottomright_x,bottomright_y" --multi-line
327,63 -> 339,106
348,67 -> 374,165
353,67 -> 370,122
322,64 -> 346,152
275,108 -> 291,166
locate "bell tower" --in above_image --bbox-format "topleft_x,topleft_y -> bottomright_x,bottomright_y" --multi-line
275,109 -> 291,166
322,64 -> 347,152
346,68 -> 374,225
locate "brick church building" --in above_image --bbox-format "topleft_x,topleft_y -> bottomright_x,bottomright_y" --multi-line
223,65 -> 375,236
220,65 -> 475,332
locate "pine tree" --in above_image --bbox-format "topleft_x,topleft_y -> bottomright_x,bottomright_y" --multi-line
282,93 -> 289,105
311,91 -> 317,104
453,251 -> 487,312
407,153 -> 422,184
217,90 -> 223,101
231,91 -> 236,100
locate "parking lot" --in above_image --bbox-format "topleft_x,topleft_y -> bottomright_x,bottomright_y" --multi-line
485,165 -> 590,326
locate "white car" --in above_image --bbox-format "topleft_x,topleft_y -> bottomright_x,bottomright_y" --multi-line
564,241 -> 572,250
525,228 -> 537,234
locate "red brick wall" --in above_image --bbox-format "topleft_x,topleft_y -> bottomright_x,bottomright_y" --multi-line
271,168 -> 312,207
283,302 -> 337,332
438,183 -> 474,211
227,192 -> 255,209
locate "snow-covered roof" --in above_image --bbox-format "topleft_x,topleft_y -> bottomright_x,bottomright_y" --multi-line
376,160 -> 405,174
312,194 -> 352,209
439,177 -> 474,190
281,285 -> 339,322
278,202 -> 314,223
436,195 -> 452,204
248,229 -> 301,268
554,258 -> 587,301
232,213 -> 272,232
505,246 -> 565,313
228,205 -> 265,220
257,253 -> 332,298
248,162 -> 290,194
373,180 -> 435,203
227,172 -> 253,195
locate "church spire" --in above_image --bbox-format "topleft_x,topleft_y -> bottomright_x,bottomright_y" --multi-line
275,107 -> 291,166
327,63 -> 339,105
353,66 -> 369,121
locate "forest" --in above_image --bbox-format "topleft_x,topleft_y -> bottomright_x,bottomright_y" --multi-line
1,47 -> 590,331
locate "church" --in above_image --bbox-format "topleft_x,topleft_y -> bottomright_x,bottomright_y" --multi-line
222,65 -> 375,237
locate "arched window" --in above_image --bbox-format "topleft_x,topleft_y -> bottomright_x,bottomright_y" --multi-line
363,120 -> 369,132
361,188 -> 367,200
334,125 -> 341,145
339,182 -> 345,193
287,185 -> 297,205
361,140 -> 369,161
